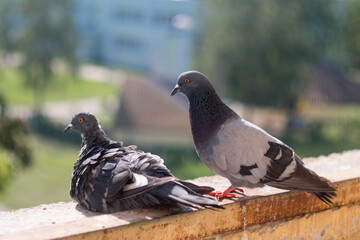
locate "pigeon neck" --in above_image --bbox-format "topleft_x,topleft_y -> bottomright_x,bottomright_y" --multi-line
80,127 -> 109,152
188,88 -> 236,147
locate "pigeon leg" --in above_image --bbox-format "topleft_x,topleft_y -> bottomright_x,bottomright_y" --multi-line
206,186 -> 244,199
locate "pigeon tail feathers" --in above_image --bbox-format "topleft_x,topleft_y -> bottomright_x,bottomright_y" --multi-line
152,182 -> 223,210
267,162 -> 337,204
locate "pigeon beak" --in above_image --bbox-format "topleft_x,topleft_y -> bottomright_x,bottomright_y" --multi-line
63,124 -> 74,133
171,84 -> 180,96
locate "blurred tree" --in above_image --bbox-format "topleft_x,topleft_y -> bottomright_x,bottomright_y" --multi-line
0,1 -> 18,69
196,0 -> 336,109
0,117 -> 32,194
0,1 -> 32,194
17,0 -> 77,113
0,92 -> 32,194
344,0 -> 360,70
0,116 -> 31,167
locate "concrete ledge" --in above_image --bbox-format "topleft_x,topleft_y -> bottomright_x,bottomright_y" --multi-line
1,150 -> 360,240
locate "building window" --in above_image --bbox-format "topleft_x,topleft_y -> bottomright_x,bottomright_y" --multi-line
153,13 -> 174,26
114,38 -> 142,52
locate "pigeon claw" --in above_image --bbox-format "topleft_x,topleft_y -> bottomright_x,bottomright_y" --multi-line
206,191 -> 238,200
205,186 -> 244,200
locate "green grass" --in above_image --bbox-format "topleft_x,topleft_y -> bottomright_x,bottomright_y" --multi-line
0,68 -> 118,105
303,104 -> 360,121
0,135 -> 80,209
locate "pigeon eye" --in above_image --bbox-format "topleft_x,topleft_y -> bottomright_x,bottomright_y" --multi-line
184,78 -> 190,84
78,117 -> 84,123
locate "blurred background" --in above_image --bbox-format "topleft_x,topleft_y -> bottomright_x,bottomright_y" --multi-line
0,0 -> 359,210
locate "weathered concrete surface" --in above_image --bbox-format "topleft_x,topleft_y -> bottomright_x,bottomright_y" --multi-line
0,150 -> 359,240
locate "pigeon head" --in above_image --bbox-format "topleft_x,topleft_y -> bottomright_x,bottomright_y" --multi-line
171,71 -> 213,98
64,112 -> 101,134
171,71 -> 236,146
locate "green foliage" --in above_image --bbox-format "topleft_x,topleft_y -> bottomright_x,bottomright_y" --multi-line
0,94 -> 32,194
0,72 -> 32,169
196,0 -> 336,108
344,0 -> 360,69
0,150 -> 13,193
16,0 -> 77,111
280,120 -> 360,158
0,117 -> 31,167
280,105 -> 360,157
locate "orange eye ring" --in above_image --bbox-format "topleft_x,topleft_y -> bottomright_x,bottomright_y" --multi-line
78,117 -> 84,123
184,78 -> 190,84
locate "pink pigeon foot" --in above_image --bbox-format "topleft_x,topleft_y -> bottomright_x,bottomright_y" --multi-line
206,186 -> 244,200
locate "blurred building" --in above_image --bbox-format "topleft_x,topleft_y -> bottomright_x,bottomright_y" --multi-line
115,78 -> 190,133
73,0 -> 203,82
302,64 -> 360,105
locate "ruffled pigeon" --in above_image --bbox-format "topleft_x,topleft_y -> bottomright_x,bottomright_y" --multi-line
171,71 -> 337,204
64,112 -> 221,213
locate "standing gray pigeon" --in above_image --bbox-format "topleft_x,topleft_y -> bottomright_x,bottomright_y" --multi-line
171,71 -> 337,204
64,112 -> 221,213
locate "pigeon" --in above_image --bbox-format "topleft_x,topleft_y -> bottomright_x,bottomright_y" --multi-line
64,112 -> 222,213
171,71 -> 337,204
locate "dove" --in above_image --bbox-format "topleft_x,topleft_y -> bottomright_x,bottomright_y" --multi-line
64,112 -> 221,213
171,71 -> 337,204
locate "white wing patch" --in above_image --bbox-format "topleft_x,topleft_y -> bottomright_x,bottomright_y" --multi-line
139,162 -> 150,171
274,149 -> 283,160
278,159 -> 297,180
123,173 -> 149,191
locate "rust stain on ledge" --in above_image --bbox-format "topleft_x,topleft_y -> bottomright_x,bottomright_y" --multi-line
206,203 -> 360,240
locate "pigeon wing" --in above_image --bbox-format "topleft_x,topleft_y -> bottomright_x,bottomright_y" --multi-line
94,149 -> 175,199
202,118 -> 284,186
